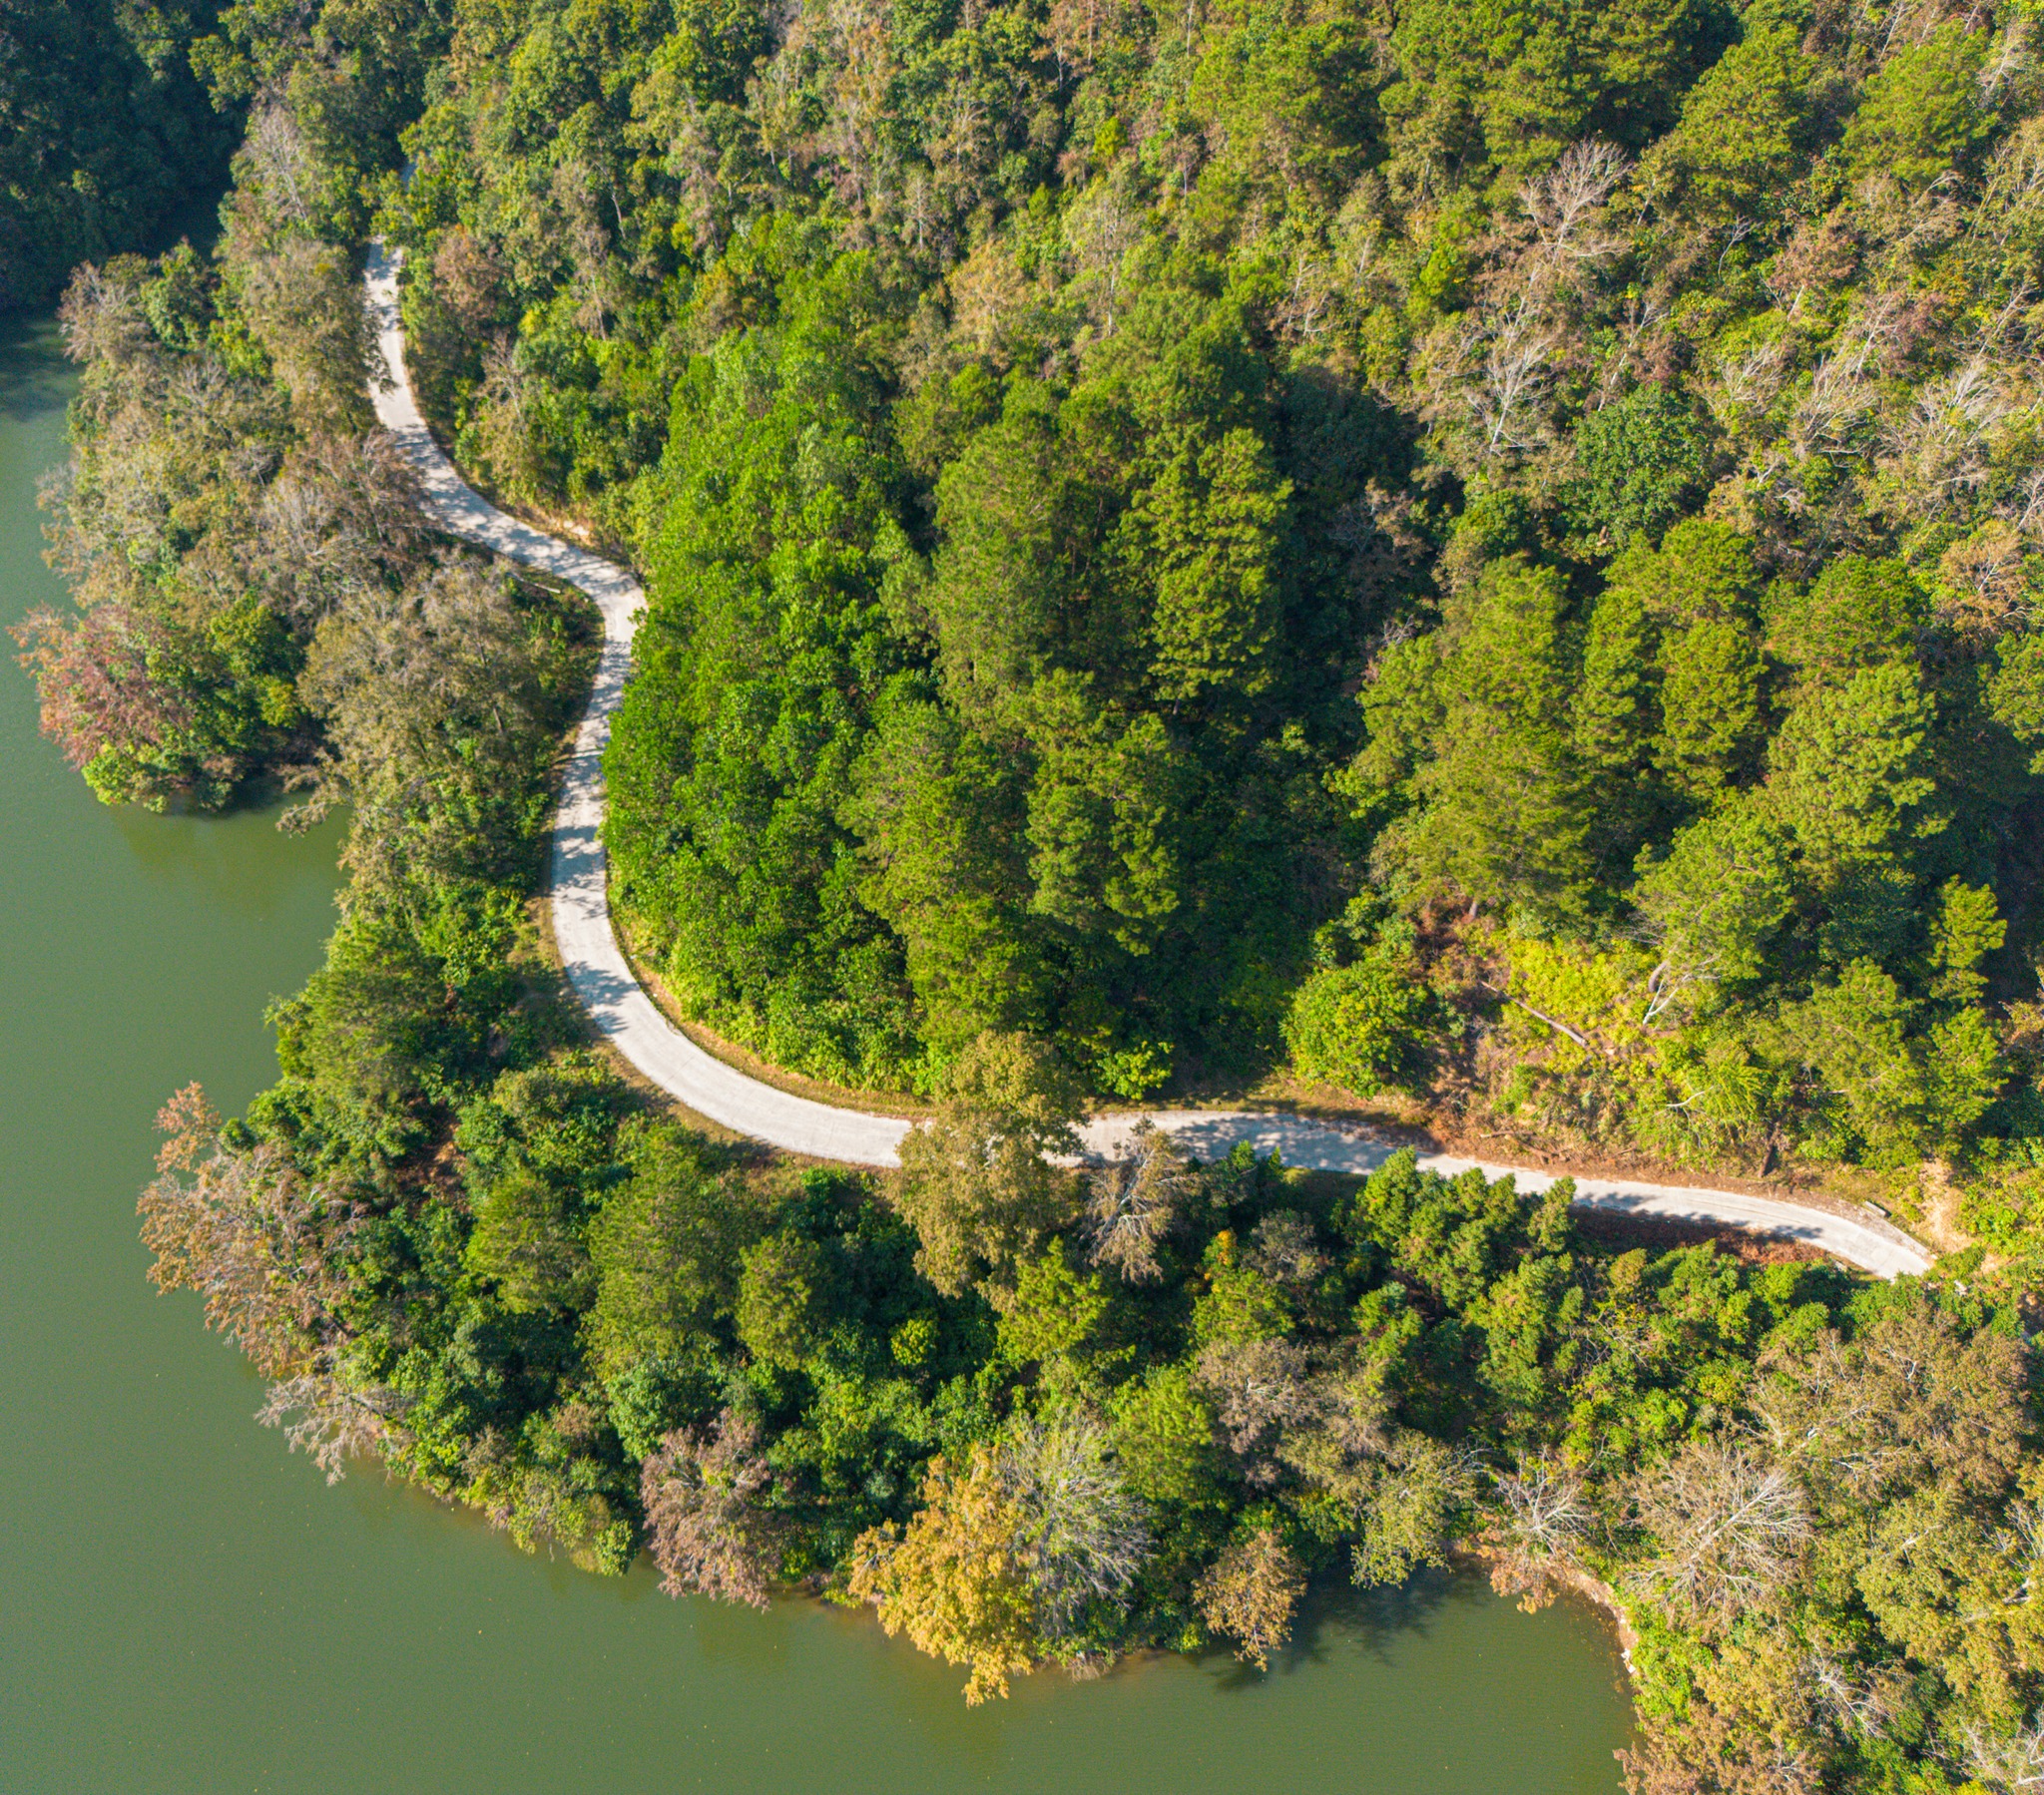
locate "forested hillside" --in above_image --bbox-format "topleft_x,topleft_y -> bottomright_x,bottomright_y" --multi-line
16,0 -> 2044,1787
24,0 -> 2044,1222
0,0 -> 231,306
369,0 -> 2044,1247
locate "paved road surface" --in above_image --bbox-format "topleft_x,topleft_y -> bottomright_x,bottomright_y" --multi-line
362,248 -> 1931,1280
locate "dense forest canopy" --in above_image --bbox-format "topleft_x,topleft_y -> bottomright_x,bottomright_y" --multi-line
16,0 -> 2044,1788
365,0 -> 2044,1233
0,0 -> 227,306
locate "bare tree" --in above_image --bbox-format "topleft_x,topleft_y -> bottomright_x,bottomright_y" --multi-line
1788,347 -> 1880,463
1465,296 -> 1563,458
1591,291 -> 1673,410
548,158 -> 621,338
287,557 -> 566,892
11,602 -> 191,774
1521,141 -> 1633,272
1804,1652 -> 1904,1742
1628,1440 -> 1811,1622
230,231 -> 374,438
1425,256 -> 1568,457
1976,116 -> 2044,263
641,1410 -> 778,1608
1880,356 -> 2012,514
1705,335 -> 1790,439
1195,1338 -> 1321,1484
999,1410 -> 1150,1638
1082,1122 -> 1192,1283
253,433 -> 425,625
257,1373 -> 411,1484
1958,1716 -> 2044,1793
1755,1306 -> 2028,1505
809,0 -> 899,223
1275,1347 -> 1393,1503
431,225 -> 508,331
1934,523 -> 2033,644
1067,162 -> 1145,333
138,1115 -> 359,1381
237,100 -> 317,228
55,261 -> 149,365
1046,0 -> 1135,76
1486,1458 -> 1591,1610
138,1087 -> 401,1480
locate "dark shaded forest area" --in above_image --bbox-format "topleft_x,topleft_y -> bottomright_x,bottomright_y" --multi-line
0,0 -> 241,305
15,0 -> 2044,1787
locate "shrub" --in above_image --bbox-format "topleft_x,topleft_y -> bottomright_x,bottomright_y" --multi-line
1282,958 -> 1432,1097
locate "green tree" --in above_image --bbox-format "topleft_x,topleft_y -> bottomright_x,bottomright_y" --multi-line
466,1167 -> 592,1314
1927,879 -> 2005,1006
923,387 -> 1106,709
1017,674 -> 1186,956
845,692 -> 1047,1050
1369,560 -> 1598,924
1767,557 -> 1925,687
997,1244 -> 1118,1389
1923,1008 -> 2004,1147
1611,518 -> 1762,627
886,1034 -> 1085,1307
1110,1364 -> 1221,1507
1137,427 -> 1291,705
1655,619 -> 1765,800
1572,580 -> 1657,780
1385,0 -> 1718,180
1988,634 -> 2044,768
1842,23 -> 1998,192
1568,387 -> 1714,549
1651,25 -> 1816,222
1765,663 -> 1945,881
1768,961 -> 1927,1162
1631,801 -> 1795,986
0,0 -> 235,307
604,274 -> 918,1087
736,1229 -> 834,1370
587,1123 -> 756,1373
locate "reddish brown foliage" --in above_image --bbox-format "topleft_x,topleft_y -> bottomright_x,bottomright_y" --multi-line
137,1137 -> 357,1379
1195,1529 -> 1305,1670
11,602 -> 188,770
641,1410 -> 777,1608
154,1081 -> 222,1172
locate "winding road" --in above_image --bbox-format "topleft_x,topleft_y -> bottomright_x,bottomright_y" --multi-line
363,247 -> 1931,1280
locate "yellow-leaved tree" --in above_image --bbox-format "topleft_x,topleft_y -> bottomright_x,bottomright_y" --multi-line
847,1445 -> 1040,1704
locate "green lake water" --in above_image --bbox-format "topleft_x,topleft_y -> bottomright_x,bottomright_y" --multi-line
0,317 -> 1634,1794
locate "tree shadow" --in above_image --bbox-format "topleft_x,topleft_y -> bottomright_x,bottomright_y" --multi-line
0,315 -> 73,424
108,796 -> 346,922
1196,1567 -> 1464,1693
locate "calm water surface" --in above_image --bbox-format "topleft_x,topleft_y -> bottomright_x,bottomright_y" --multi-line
0,318 -> 1634,1794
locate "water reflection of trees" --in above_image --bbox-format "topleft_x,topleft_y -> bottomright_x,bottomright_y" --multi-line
112,802 -> 344,921
1202,1569 -> 1464,1690
0,321 -> 70,423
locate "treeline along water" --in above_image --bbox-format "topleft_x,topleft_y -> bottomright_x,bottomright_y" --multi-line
0,319 -> 1630,1793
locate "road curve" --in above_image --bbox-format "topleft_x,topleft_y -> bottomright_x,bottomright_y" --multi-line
362,247 -> 1931,1280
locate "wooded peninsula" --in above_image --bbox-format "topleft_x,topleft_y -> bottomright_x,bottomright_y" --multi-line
12,0 -> 2044,1787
